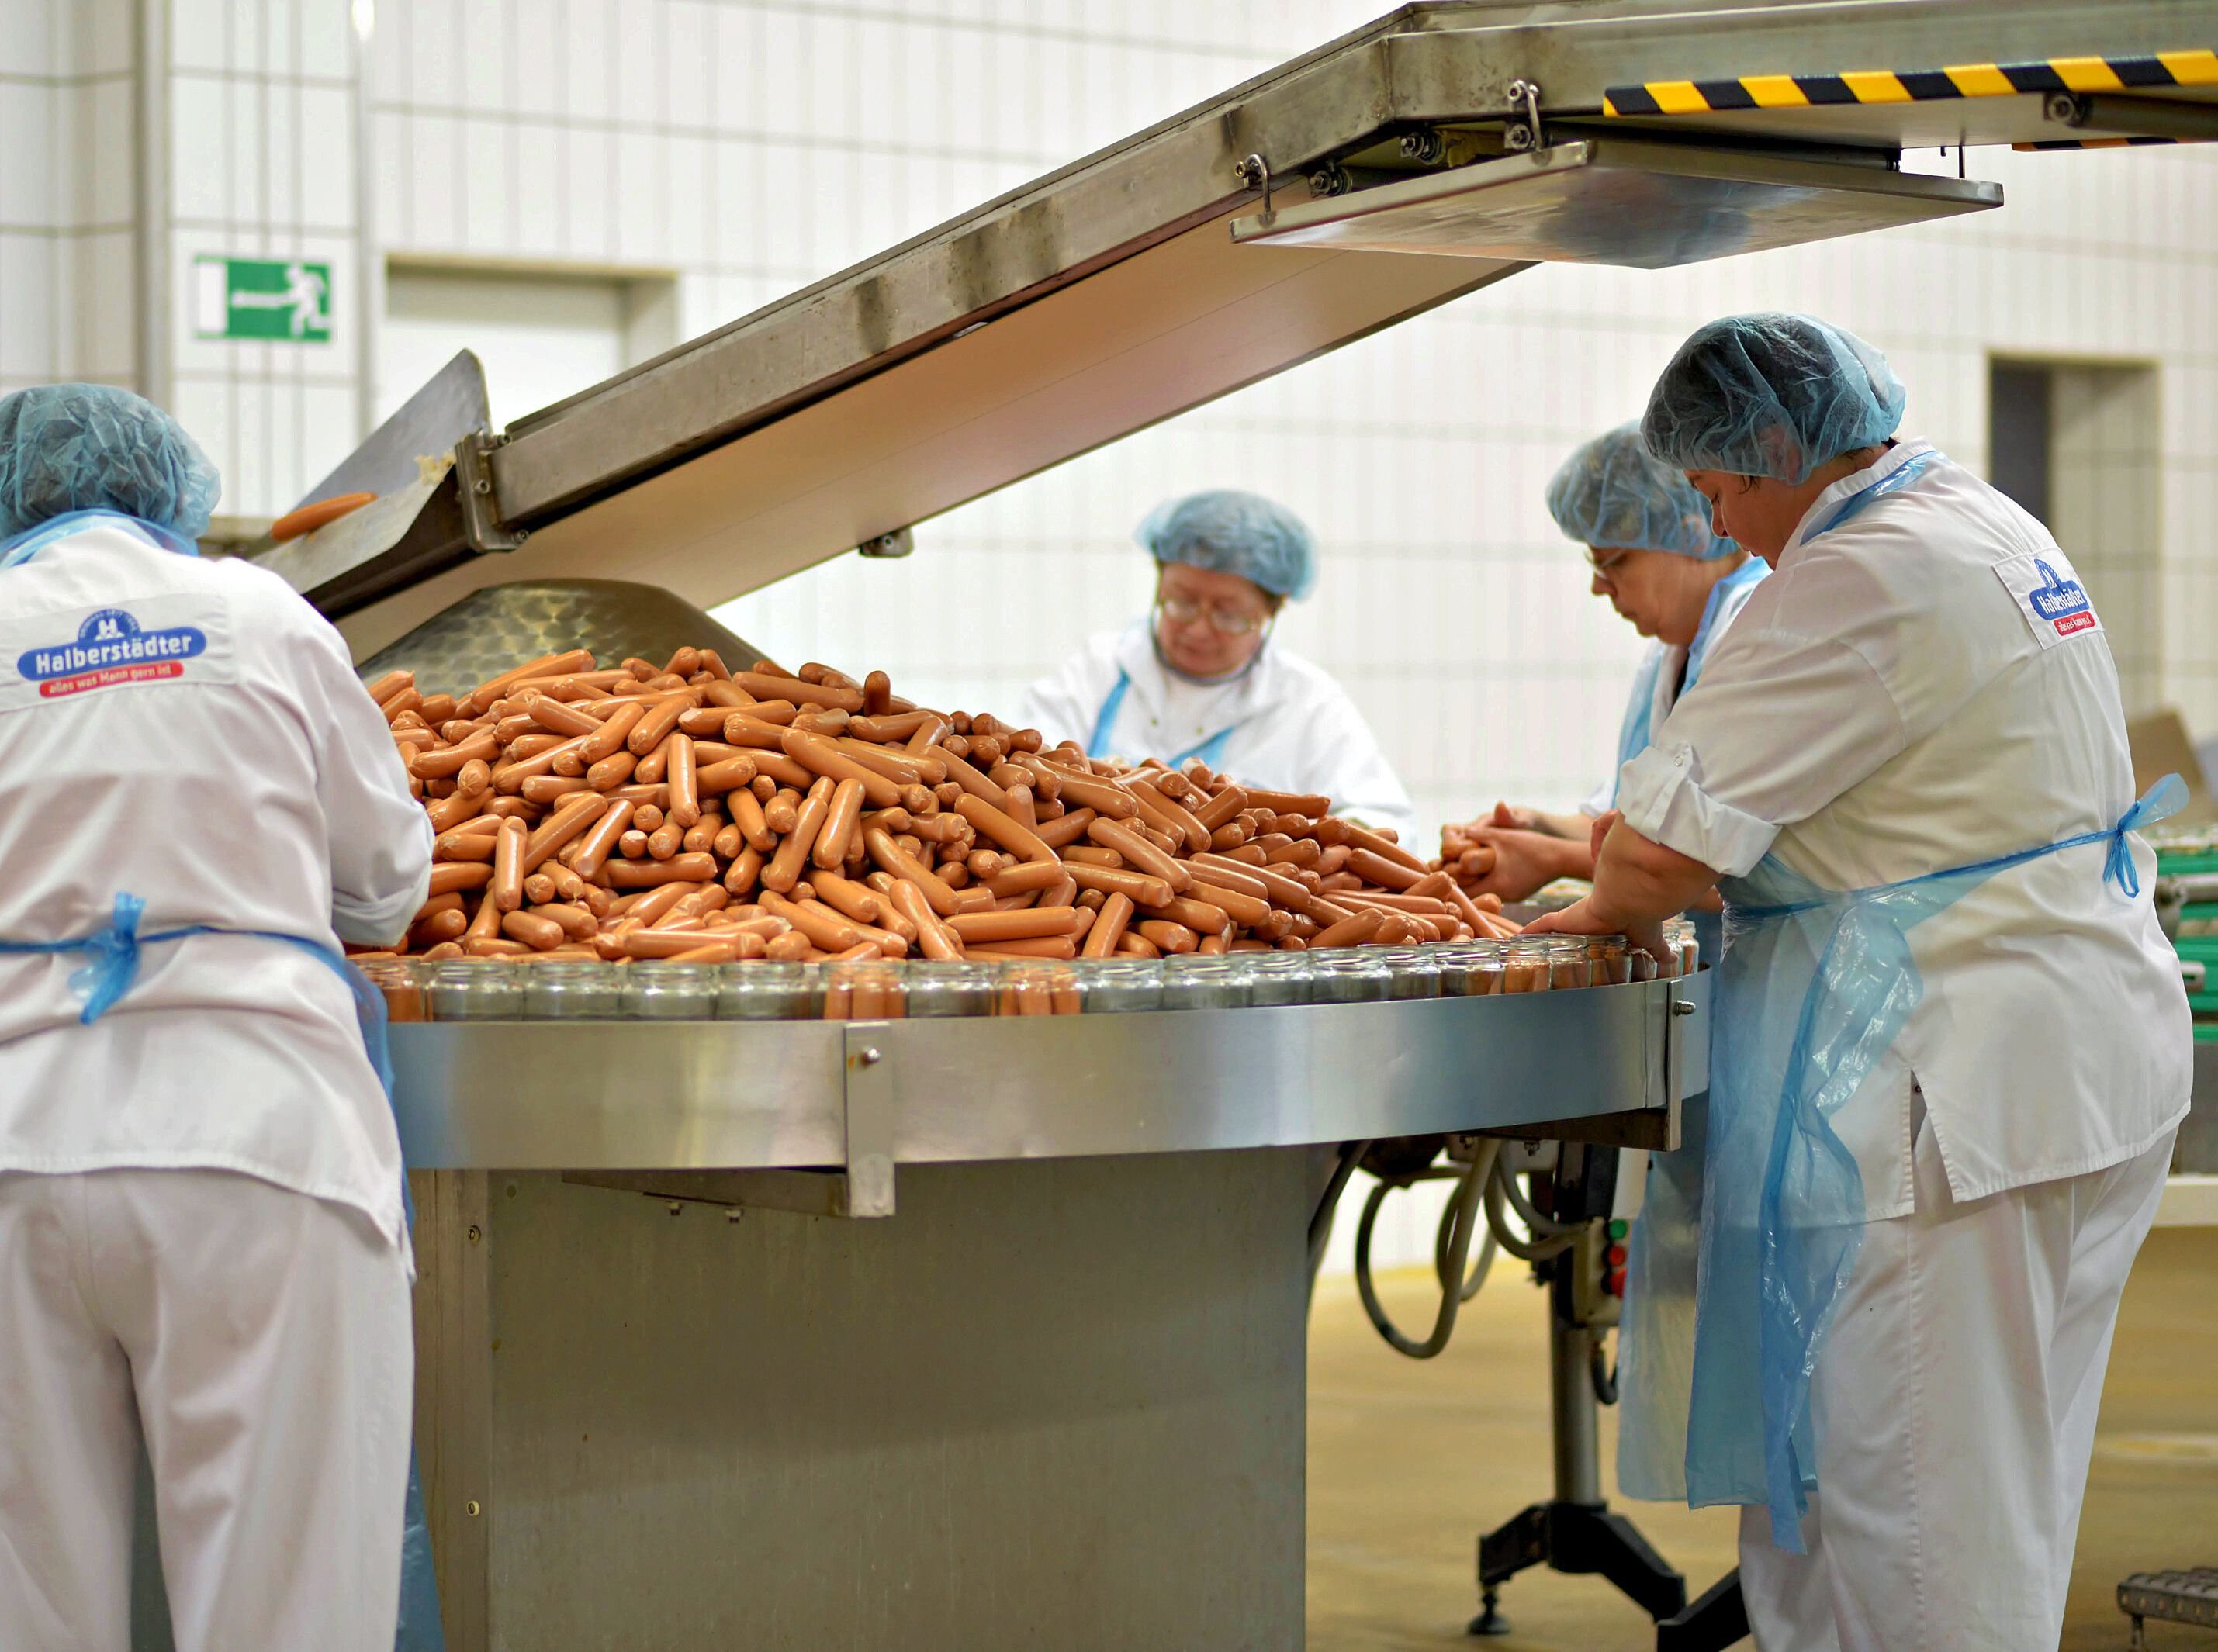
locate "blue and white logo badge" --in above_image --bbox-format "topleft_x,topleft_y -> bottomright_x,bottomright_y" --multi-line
16,607 -> 209,698
2025,559 -> 2094,630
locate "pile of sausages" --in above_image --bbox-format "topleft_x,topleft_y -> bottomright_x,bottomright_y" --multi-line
1434,820 -> 1507,911
357,647 -> 1524,966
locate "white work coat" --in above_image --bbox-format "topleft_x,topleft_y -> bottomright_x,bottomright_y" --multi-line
1019,623 -> 1418,842
1582,555 -> 1769,817
0,518 -> 431,1249
1617,440 -> 2190,1215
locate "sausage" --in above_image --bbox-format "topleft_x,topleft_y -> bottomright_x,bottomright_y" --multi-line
515,692 -> 603,739
500,909 -> 567,952
521,776 -> 594,806
984,859 -> 1065,897
723,844 -> 765,897
462,648 -> 597,716
665,734 -> 700,828
434,828 -> 499,862
1320,818 -> 1428,876
647,819 -> 685,860
1030,764 -> 1139,821
888,877 -> 963,960
729,787 -> 777,853
763,778 -> 834,893
1126,777 -> 1212,854
1061,862 -> 1174,908
522,793 -> 609,872
428,862 -> 494,897
694,755 -> 760,795
850,710 -> 936,743
579,699 -> 645,763
734,671 -> 865,713
1135,920 -> 1199,955
936,746 -> 1012,811
569,800 -> 635,881
488,818 -> 529,912
810,867 -> 884,927
408,907 -> 469,949
834,736 -> 945,787
863,825 -> 962,917
1135,896 -> 1233,937
1310,908 -> 1387,949
758,890 -> 865,952
410,730 -> 497,779
953,793 -> 1059,866
946,906 -> 1083,943
1083,817 -> 1190,893
1344,848 -> 1424,892
968,937 -> 1080,963
1170,878 -> 1272,929
606,853 -> 720,890
778,729 -> 902,807
1080,892 -> 1135,958
763,790 -> 800,835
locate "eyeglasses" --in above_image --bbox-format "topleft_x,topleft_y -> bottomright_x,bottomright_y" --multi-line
1586,548 -> 1633,582
1157,595 -> 1272,636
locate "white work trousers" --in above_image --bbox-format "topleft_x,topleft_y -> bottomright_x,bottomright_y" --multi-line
1739,1118 -> 2175,1652
0,1169 -> 413,1652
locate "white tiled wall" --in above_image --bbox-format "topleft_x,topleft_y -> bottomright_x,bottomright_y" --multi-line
165,0 -> 362,517
0,0 -> 139,399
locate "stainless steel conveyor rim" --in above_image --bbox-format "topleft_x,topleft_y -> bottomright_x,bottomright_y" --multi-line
390,972 -> 1707,1171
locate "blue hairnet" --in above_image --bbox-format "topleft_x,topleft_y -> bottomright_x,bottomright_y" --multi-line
1642,314 -> 1905,485
1545,423 -> 1733,560
0,383 -> 221,541
1137,489 -> 1317,601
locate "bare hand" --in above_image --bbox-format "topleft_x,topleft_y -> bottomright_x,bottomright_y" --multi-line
1451,826 -> 1580,903
1589,809 -> 1621,866
1523,893 -> 1670,972
1490,800 -> 1538,832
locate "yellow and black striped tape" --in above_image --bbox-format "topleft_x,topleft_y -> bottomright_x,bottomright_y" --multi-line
1603,49 -> 2218,118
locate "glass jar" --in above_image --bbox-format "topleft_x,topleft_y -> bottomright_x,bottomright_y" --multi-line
1547,936 -> 1594,990
1629,945 -> 1659,983
621,962 -> 716,1020
1500,941 -> 1553,994
1308,949 -> 1395,1004
823,959 -> 907,1020
1587,936 -> 1633,987
904,960 -> 998,1018
1074,958 -> 1165,1014
427,960 -> 522,1021
1158,954 -> 1258,1011
715,960 -> 822,1021
1378,945 -> 1440,1001
522,959 -> 624,1019
1246,952 -> 1315,1007
997,961 -> 1080,1016
358,957 -> 428,1023
1435,941 -> 1504,997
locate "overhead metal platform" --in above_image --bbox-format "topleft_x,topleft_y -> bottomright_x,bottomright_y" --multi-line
251,0 -> 2218,660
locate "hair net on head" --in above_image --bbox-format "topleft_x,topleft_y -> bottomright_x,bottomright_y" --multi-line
0,383 -> 222,542
1546,423 -> 1734,560
1641,313 -> 1905,485
1137,489 -> 1317,601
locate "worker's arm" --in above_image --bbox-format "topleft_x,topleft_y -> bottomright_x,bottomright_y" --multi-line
1524,821 -> 1720,963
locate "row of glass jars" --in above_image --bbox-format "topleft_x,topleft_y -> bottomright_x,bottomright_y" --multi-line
369,924 -> 1698,1022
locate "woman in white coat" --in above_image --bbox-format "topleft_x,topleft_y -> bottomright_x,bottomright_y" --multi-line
0,385 -> 432,1650
1019,489 -> 1417,842
1454,423 -> 1766,957
1529,316 -> 2189,1651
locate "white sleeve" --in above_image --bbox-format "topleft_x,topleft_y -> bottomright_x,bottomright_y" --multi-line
286,611 -> 433,945
1306,686 -> 1419,845
1615,622 -> 1906,878
1016,642 -> 1116,750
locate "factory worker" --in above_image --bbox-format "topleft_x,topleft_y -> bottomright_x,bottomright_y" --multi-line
1453,423 -> 1765,949
1019,489 -> 1417,842
1527,316 -> 2189,1652
0,386 -> 432,1650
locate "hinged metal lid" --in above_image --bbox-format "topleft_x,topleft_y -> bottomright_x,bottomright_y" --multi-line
1229,136 -> 2002,268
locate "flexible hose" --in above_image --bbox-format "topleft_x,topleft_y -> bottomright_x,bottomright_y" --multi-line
1484,1158 -> 1577,1263
1591,1336 -> 1620,1405
1353,1142 -> 1497,1359
1307,1139 -> 1372,1293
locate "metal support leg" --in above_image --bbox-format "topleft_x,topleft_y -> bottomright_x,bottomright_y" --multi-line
1472,1152 -> 1696,1637
1656,1568 -> 1749,1652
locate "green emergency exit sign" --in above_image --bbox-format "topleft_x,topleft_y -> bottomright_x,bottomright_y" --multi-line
192,254 -> 332,342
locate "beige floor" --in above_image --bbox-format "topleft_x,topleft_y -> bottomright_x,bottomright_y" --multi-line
1306,1227 -> 2218,1651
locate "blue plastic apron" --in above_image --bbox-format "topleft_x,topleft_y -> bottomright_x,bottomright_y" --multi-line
1087,668 -> 1238,769
1677,776 -> 2183,1549
1604,556 -> 1769,966
0,512 -> 443,1648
